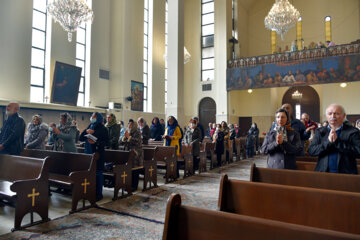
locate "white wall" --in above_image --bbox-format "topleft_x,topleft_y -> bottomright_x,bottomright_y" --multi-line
0,0 -> 32,102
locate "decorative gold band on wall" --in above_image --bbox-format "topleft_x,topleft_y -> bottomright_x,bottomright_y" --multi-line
296,19 -> 302,50
325,16 -> 332,42
271,30 -> 276,54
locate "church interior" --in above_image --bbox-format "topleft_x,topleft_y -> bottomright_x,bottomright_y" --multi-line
0,0 -> 360,239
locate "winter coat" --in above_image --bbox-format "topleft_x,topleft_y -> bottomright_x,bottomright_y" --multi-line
80,123 -> 109,171
150,124 -> 163,141
308,121 -> 360,174
183,127 -> 201,157
140,124 -> 150,145
106,123 -> 120,149
25,122 -> 49,150
261,128 -> 302,169
0,112 -> 26,155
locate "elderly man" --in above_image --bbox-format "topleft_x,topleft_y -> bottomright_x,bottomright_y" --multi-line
308,104 -> 360,174
301,112 -> 318,153
0,102 -> 26,155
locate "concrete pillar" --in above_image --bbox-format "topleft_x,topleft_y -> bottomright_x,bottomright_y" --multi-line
166,0 -> 185,126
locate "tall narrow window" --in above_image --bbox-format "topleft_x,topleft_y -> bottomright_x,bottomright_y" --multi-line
143,0 -> 153,112
76,22 -> 87,106
31,0 -> 49,103
201,0 -> 214,81
164,0 -> 168,109
76,0 -> 91,107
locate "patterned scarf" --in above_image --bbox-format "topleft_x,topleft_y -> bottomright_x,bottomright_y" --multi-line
105,113 -> 117,128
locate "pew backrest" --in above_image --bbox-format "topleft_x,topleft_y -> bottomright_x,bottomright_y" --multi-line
21,149 -> 94,175
163,193 -> 360,240
218,174 -> 360,234
297,161 -> 360,174
250,163 -> 360,193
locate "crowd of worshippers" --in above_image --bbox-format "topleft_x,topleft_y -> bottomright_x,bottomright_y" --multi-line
0,101 -> 360,176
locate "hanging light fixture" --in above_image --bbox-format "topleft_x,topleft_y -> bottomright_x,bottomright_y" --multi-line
264,0 -> 300,40
47,0 -> 94,42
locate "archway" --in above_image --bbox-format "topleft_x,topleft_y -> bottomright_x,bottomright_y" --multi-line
198,97 -> 216,130
282,86 -> 320,122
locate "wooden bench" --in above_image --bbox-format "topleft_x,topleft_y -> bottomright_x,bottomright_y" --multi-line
250,163 -> 360,193
144,145 -> 178,183
297,156 -> 360,165
235,137 -> 246,160
297,161 -> 360,173
103,150 -> 135,199
198,143 -> 207,173
227,139 -> 234,163
163,193 -> 360,240
142,147 -> 158,190
21,149 -> 97,213
218,174 -> 360,235
204,142 -> 217,170
178,145 -> 194,178
0,154 -> 50,231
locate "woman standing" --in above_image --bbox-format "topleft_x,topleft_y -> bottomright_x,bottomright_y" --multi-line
184,118 -> 201,170
150,117 -> 163,141
137,117 -> 150,145
106,113 -> 120,150
213,124 -> 225,166
248,123 -> 260,153
51,113 -> 77,153
261,108 -> 302,169
121,119 -> 142,191
163,116 -> 182,156
79,112 -> 109,201
24,115 -> 48,150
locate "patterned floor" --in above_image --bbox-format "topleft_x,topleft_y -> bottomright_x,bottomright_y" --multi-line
0,156 -> 266,240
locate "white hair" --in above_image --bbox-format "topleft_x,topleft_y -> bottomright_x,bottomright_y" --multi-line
326,104 -> 346,115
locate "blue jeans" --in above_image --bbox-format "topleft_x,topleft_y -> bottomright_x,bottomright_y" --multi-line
96,170 -> 104,199
246,147 -> 254,158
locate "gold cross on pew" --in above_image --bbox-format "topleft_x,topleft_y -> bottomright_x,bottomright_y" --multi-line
121,171 -> 127,184
170,162 -> 174,172
149,166 -> 154,177
81,178 -> 90,194
188,159 -> 192,166
27,188 -> 39,207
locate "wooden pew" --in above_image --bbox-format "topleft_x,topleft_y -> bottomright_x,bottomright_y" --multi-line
178,145 -> 194,178
163,193 -> 360,240
21,149 -> 97,213
143,145 -> 178,183
218,174 -> 360,235
297,161 -> 360,174
205,142 -> 217,170
250,163 -> 360,193
227,139 -> 234,163
103,150 -> 134,200
198,143 -> 207,173
142,147 -> 158,190
0,155 -> 50,231
297,156 -> 360,165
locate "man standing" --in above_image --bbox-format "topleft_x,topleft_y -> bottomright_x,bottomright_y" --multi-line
281,103 -> 310,155
0,102 -> 26,155
301,112 -> 318,153
308,104 -> 360,174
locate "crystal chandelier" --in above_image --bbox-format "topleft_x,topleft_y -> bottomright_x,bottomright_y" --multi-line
264,0 -> 300,40
47,0 -> 94,42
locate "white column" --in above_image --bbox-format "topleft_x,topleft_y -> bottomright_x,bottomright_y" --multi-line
166,0 -> 185,126
215,0 -> 231,123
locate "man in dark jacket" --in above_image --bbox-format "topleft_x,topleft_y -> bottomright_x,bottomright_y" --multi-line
308,104 -> 360,174
0,102 -> 26,155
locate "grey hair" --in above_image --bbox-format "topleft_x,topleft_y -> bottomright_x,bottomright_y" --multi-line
326,104 -> 346,115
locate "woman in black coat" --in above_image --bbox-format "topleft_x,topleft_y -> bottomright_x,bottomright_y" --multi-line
213,123 -> 225,167
150,117 -> 163,141
79,112 -> 109,201
261,108 -> 302,169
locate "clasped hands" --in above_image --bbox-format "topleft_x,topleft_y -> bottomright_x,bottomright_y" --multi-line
328,128 -> 338,143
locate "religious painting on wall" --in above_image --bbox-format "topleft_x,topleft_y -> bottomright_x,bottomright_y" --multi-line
51,61 -> 82,106
226,54 -> 360,91
131,80 -> 144,111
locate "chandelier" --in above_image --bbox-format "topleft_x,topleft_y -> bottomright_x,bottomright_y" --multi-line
47,0 -> 94,42
291,90 -> 303,99
264,0 -> 300,40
